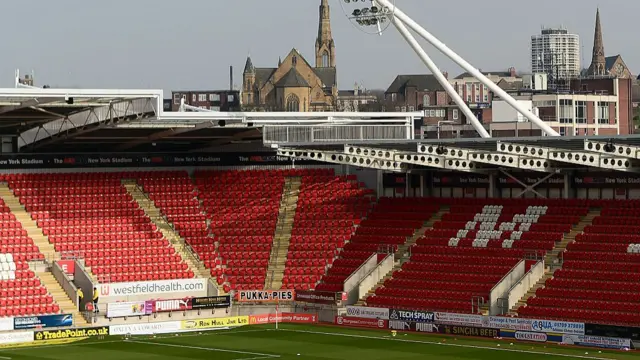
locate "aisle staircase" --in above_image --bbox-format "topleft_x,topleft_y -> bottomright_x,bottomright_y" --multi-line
356,207 -> 449,306
0,184 -> 58,261
39,272 -> 89,327
509,270 -> 555,315
123,181 -> 211,281
544,208 -> 601,267
264,177 -> 302,290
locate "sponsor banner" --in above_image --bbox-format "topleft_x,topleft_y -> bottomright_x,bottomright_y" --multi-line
99,278 -> 206,298
345,306 -> 389,320
334,316 -> 388,329
107,301 -> 148,318
389,309 -> 434,323
563,334 -> 632,350
148,298 -> 191,313
294,291 -> 338,305
0,152 -> 317,169
0,318 -> 13,332
14,314 -> 73,330
238,290 -> 295,303
34,327 -> 109,341
489,317 -> 584,335
191,296 -> 231,309
248,313 -> 318,325
388,320 -> 440,333
499,329 -> 563,343
0,331 -> 34,345
110,321 -> 181,335
434,312 -> 485,327
181,316 -> 249,330
439,325 -> 499,338
57,260 -> 75,275
529,319 -> 585,335
585,323 -> 640,341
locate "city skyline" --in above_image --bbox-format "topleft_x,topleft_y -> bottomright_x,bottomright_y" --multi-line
1,0 -> 637,93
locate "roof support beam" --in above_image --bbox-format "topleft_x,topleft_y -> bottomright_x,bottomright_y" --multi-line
497,141 -> 636,171
0,97 -> 59,115
417,143 -> 553,172
344,145 -> 480,172
113,121 -> 218,151
278,147 -> 407,172
584,139 -> 640,160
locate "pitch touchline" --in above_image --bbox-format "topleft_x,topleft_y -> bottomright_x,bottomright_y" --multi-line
277,329 -> 612,360
128,340 -> 280,359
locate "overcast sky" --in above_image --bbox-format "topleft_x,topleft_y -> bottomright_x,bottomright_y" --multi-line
1,0 -> 636,94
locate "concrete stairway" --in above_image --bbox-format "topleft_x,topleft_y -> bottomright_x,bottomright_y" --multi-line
0,184 -> 58,262
122,181 -> 212,284
508,270 -> 555,315
38,272 -> 89,327
395,206 -> 449,262
544,208 -> 601,267
355,207 -> 449,306
264,177 -> 302,290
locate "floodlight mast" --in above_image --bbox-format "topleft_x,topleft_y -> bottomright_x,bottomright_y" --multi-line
388,15 -> 490,138
360,0 -> 560,137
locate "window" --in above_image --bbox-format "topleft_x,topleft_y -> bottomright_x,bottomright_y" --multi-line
408,106 -> 415,112
466,84 -> 472,98
286,94 -> 300,112
228,94 -> 235,102
391,93 -> 397,102
475,95 -> 480,103
322,52 -> 329,67
575,101 -> 586,124
483,93 -> 489,103
559,99 -> 573,124
191,94 -> 196,102
198,94 -> 207,101
210,93 -> 221,101
423,94 -> 430,107
401,106 -> 406,112
559,127 -> 566,136
292,56 -> 298,66
598,102 -> 610,124
429,110 -> 436,117
452,109 -> 459,120
173,93 -> 181,105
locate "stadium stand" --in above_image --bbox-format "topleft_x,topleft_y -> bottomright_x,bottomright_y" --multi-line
520,202 -> 640,326
6,173 -> 192,284
283,172 -> 373,290
365,199 -> 587,314
0,253 -> 58,317
315,197 -> 439,292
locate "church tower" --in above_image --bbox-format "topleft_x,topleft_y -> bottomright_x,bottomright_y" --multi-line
315,0 -> 336,68
587,9 -> 606,76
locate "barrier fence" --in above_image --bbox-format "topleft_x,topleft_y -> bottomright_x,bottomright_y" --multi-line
0,305 -> 635,351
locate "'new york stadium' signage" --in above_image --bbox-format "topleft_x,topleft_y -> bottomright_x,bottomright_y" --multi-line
0,152 -> 317,169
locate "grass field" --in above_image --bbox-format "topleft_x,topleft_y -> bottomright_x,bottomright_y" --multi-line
0,324 -> 639,360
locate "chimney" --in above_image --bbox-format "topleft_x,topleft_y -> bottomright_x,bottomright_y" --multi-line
229,66 -> 233,91
509,67 -> 517,77
442,71 -> 449,79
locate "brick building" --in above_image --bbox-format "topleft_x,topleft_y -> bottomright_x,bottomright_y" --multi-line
170,90 -> 240,112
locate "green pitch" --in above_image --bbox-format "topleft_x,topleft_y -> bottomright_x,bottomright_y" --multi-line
1,324 -> 639,360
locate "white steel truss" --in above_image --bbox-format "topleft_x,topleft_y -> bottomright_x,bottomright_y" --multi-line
344,145 -> 479,172
277,147 -> 407,172
343,0 -> 560,137
497,141 -> 637,171
584,139 -> 640,160
416,143 -> 555,172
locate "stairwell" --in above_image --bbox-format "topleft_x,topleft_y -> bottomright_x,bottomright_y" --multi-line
356,207 -> 449,306
0,184 -> 58,262
544,208 -> 600,267
122,181 -> 212,282
264,177 -> 302,290
38,272 -> 89,327
508,270 -> 555,315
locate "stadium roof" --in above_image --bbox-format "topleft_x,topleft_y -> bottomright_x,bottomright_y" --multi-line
0,87 -> 417,153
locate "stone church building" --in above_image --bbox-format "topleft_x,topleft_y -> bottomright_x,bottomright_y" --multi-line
242,0 -> 338,111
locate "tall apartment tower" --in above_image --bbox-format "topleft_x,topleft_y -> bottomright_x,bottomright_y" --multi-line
530,28 -> 580,89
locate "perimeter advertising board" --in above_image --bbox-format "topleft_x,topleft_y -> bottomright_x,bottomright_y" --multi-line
248,313 -> 317,325
389,309 -> 434,323
345,306 -> 389,320
34,327 -> 109,341
107,296 -> 232,318
562,334 -> 632,350
488,316 -> 585,335
14,314 -> 73,330
238,290 -> 294,302
294,291 -> 338,305
334,316 -> 387,329
180,316 -> 249,330
98,278 -> 207,299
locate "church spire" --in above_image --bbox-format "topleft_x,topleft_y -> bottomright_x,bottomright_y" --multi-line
315,0 -> 335,68
587,8 -> 606,76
